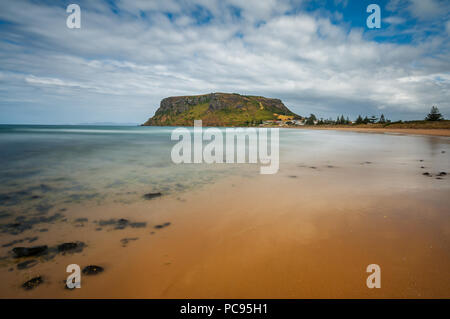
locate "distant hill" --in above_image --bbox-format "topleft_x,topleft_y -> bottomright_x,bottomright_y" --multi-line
142,93 -> 301,126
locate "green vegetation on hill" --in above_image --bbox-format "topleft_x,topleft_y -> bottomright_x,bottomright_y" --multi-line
142,93 -> 300,126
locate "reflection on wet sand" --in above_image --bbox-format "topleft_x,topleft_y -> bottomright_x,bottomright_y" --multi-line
1,155 -> 449,298
0,127 -> 449,298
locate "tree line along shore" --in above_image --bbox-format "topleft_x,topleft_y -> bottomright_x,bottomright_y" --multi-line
263,106 -> 450,131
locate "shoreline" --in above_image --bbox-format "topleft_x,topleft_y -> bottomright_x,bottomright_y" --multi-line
288,126 -> 450,137
3,124 -> 449,138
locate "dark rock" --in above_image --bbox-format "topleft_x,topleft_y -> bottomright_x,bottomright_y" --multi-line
420,166 -> 425,169
39,228 -> 48,232
2,239 -> 23,247
35,204 -> 53,214
437,172 -> 447,176
74,218 -> 88,223
37,213 -> 63,223
2,222 -> 32,235
97,218 -> 128,229
0,212 -> 12,219
2,237 -> 38,248
1,213 -> 64,235
98,219 -> 117,226
97,218 -> 146,230
82,265 -> 104,275
12,245 -> 48,258
120,237 -> 139,246
115,218 -> 129,230
143,192 -> 162,200
67,193 -> 99,201
288,175 -> 297,178
309,166 -> 317,169
442,151 -> 446,154
436,177 -> 443,180
17,259 -> 38,270
0,189 -> 33,206
154,222 -> 171,229
0,194 -> 12,201
57,242 -> 85,253
422,172 -> 431,176
28,236 -> 38,243
22,276 -> 43,290
130,222 -> 147,228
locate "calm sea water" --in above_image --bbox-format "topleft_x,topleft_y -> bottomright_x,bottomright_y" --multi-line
0,125 -> 449,216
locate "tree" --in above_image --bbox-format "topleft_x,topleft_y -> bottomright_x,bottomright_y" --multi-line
305,118 -> 314,125
305,113 -> 317,125
425,106 -> 444,121
355,115 -> 363,124
379,114 -> 386,124
363,116 -> 369,124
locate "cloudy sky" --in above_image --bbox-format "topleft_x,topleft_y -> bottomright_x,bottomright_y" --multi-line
0,0 -> 449,124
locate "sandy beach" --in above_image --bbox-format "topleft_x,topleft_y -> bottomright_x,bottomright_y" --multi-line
292,127 -> 450,137
0,127 -> 449,298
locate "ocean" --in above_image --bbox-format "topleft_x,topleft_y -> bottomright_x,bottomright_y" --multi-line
1,125 -> 449,215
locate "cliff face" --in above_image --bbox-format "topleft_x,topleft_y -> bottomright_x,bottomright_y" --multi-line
143,93 -> 300,126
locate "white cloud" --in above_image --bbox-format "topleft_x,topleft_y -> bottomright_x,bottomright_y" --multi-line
0,0 -> 448,124
384,16 -> 406,25
408,0 -> 442,21
387,0 -> 449,21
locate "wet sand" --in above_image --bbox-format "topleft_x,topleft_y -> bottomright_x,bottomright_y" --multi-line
293,127 -> 450,137
1,158 -> 449,298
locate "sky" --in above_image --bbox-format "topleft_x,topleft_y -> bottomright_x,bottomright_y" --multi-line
0,0 -> 449,124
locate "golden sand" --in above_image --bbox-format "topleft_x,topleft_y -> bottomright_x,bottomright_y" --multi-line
1,161 -> 449,298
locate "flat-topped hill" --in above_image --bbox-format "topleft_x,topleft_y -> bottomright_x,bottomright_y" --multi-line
142,93 -> 300,126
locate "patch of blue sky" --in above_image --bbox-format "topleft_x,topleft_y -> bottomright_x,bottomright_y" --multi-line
190,5 -> 213,25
